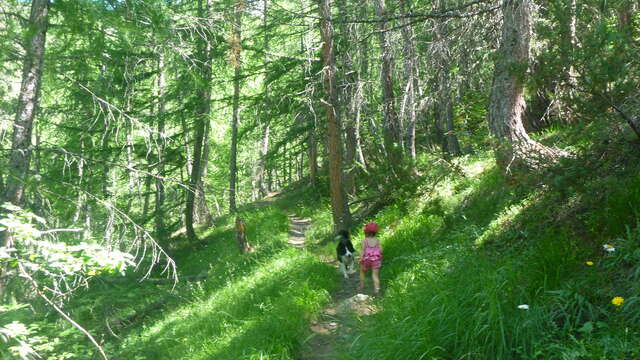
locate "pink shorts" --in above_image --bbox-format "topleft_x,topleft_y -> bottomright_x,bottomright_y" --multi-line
360,258 -> 381,271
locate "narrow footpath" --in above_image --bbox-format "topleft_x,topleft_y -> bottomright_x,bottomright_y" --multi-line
287,215 -> 378,360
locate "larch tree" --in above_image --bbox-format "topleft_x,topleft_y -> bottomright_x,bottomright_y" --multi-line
0,0 -> 49,300
3,0 -> 49,208
488,0 -> 562,172
373,0 -> 401,159
229,0 -> 244,214
186,0 -> 214,242
318,0 -> 351,231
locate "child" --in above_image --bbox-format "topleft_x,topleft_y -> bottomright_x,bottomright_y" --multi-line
359,222 -> 383,295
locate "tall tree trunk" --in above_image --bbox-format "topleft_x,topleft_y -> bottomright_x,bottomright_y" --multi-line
355,4 -> 369,168
256,0 -> 270,198
439,69 -> 461,157
488,0 -> 560,172
337,0 -> 357,197
433,0 -> 461,157
3,0 -> 49,208
0,0 -> 50,301
155,54 -> 167,241
229,0 -> 244,214
308,112 -> 318,187
186,0 -> 213,242
301,9 -> 318,188
142,175 -> 152,216
399,0 -> 417,159
319,0 -> 351,231
373,0 -> 401,159
196,121 -> 213,225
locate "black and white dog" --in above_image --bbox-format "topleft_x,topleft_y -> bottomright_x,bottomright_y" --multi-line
336,230 -> 357,279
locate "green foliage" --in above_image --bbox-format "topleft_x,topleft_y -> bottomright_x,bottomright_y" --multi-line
0,204 -> 135,287
0,204 -> 136,359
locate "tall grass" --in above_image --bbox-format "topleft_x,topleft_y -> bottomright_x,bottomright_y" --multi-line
342,139 -> 640,359
96,199 -> 336,359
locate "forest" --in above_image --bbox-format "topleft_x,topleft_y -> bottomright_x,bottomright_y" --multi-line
1,0 -> 639,358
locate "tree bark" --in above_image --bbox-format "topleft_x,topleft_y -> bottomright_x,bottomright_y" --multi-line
0,0 -> 49,301
433,0 -> 461,157
319,0 -> 351,231
3,0 -> 49,208
337,0 -> 357,197
308,113 -> 318,187
186,0 -> 213,242
488,0 -> 560,172
373,0 -> 401,159
229,0 -> 244,214
400,0 -> 417,159
439,69 -> 461,157
155,54 -> 167,241
301,8 -> 318,188
355,4 -> 369,168
255,0 -> 270,198
196,121 -> 213,225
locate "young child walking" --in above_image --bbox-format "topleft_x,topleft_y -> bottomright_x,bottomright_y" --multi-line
359,222 -> 383,295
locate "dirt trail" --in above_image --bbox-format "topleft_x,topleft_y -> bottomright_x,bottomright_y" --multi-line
287,215 -> 378,360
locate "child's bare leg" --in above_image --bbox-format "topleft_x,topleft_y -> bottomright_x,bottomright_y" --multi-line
372,268 -> 380,294
359,268 -> 365,291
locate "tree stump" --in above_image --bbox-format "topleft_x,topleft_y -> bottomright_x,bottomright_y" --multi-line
235,217 -> 253,253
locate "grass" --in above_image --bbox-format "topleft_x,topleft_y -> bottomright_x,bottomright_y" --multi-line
17,194 -> 340,360
17,122 -> 640,360
111,199 -> 338,360
340,128 -> 640,359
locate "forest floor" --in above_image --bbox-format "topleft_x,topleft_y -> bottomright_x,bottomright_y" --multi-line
288,215 -> 379,360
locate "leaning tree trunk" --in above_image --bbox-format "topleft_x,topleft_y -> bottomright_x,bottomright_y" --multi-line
0,0 -> 50,301
229,0 -> 244,214
319,0 -> 351,231
185,0 -> 213,242
488,0 -> 561,172
3,0 -> 49,208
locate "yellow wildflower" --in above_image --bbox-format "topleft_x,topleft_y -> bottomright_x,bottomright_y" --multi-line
611,297 -> 624,307
585,261 -> 594,266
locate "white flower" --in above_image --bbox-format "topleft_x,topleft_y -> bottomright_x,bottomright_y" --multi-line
603,244 -> 615,253
517,304 -> 529,310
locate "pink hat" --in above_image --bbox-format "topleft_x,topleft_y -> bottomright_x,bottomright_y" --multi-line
364,222 -> 379,233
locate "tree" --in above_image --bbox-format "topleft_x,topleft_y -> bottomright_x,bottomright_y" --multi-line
373,0 -> 401,159
185,0 -> 214,242
3,0 -> 49,208
487,0 -> 561,172
1,0 -> 50,300
399,0 -> 417,159
229,0 -> 244,214
318,0 -> 351,231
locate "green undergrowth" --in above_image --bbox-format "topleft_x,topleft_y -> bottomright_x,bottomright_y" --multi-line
17,196 -> 338,359
112,200 -> 337,360
342,124 -> 640,359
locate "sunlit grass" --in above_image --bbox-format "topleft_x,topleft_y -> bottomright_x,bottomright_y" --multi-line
113,201 -> 336,360
341,140 -> 640,359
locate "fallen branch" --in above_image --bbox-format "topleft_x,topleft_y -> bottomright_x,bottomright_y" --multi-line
18,264 -> 109,360
107,298 -> 169,331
